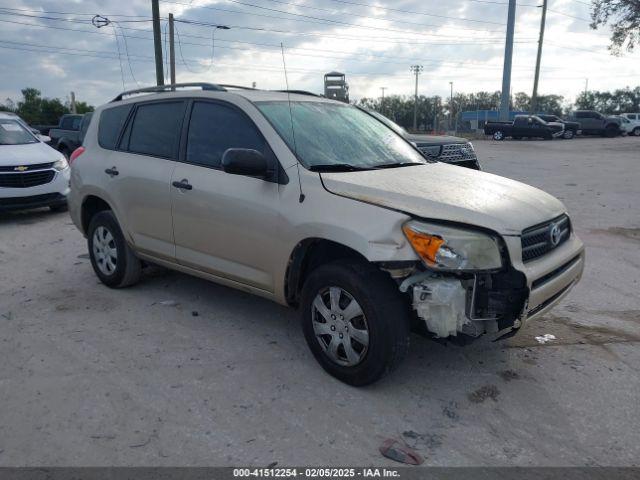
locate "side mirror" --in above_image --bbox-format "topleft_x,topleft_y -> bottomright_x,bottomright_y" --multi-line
38,134 -> 51,143
222,148 -> 269,179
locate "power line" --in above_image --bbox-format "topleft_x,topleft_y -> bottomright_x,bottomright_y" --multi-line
220,0 -> 506,28
160,0 -> 508,39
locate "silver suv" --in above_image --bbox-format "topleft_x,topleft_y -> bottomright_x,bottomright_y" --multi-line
69,83 -> 585,385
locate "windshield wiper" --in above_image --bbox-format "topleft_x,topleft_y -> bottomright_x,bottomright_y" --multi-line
309,164 -> 375,172
373,162 -> 426,169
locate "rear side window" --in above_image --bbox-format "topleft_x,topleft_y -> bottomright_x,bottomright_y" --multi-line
128,101 -> 185,159
98,105 -> 132,150
186,101 -> 265,168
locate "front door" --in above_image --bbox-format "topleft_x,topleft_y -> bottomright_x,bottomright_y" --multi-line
171,100 -> 280,292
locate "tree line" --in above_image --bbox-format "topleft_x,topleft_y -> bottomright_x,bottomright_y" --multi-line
357,86 -> 640,131
1,88 -> 94,126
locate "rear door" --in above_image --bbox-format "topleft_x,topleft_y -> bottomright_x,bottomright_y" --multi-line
103,100 -> 186,261
170,99 -> 280,292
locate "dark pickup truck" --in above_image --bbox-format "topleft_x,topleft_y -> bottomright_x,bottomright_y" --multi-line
362,109 -> 480,170
538,114 -> 580,139
48,113 -> 93,158
567,110 -> 622,137
484,115 -> 564,141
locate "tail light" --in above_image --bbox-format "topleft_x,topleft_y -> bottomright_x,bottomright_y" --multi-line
69,146 -> 85,164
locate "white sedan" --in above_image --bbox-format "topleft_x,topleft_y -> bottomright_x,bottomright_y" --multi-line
0,112 -> 70,212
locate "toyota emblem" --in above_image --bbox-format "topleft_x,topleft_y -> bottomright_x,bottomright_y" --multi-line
549,223 -> 562,246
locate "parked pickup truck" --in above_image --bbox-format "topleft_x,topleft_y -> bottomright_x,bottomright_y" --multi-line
567,110 -> 621,137
485,115 -> 564,141
362,108 -> 480,170
49,113 -> 93,158
538,114 -> 580,139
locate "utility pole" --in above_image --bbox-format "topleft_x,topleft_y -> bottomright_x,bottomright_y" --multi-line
584,78 -> 589,95
151,0 -> 164,86
449,81 -> 454,132
380,87 -> 387,114
70,91 -> 76,114
499,0 -> 517,121
169,13 -> 176,87
410,65 -> 423,131
531,0 -> 547,113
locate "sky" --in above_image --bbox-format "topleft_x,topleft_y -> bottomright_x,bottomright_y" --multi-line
0,0 -> 639,109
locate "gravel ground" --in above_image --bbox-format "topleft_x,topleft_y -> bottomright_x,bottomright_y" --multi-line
0,136 -> 638,467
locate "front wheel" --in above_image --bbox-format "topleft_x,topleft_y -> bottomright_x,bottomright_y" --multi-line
604,125 -> 618,138
300,261 -> 410,386
87,211 -> 142,288
633,127 -> 640,137
563,129 -> 575,139
493,131 -> 505,141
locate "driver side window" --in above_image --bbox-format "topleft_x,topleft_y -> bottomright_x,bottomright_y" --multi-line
186,101 -> 266,169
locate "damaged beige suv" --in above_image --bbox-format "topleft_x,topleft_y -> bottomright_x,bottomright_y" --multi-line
69,83 -> 585,385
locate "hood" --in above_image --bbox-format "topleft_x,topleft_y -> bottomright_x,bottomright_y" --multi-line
406,133 -> 468,146
606,116 -> 622,124
321,163 -> 566,235
0,142 -> 62,166
547,122 -> 564,131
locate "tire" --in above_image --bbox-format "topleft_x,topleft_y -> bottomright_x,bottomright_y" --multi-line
493,131 -> 505,141
300,261 -> 410,386
633,127 -> 640,137
604,125 -> 618,138
59,146 -> 71,160
87,210 -> 142,288
563,129 -> 575,139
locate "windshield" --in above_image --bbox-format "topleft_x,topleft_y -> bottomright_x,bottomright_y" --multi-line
256,101 -> 426,170
0,119 -> 38,145
366,110 -> 408,136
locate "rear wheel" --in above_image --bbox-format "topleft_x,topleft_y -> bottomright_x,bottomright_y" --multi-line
301,261 -> 410,386
87,211 -> 142,288
604,125 -> 618,138
493,131 -> 505,141
58,146 -> 71,160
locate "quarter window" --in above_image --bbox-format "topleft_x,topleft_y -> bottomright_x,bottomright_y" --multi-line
128,101 -> 185,159
98,105 -> 132,150
186,101 -> 266,168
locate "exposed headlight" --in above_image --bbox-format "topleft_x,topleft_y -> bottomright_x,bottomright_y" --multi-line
402,220 -> 502,271
53,157 -> 69,171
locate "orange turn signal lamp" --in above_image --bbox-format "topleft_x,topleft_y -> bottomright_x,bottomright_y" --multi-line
402,224 -> 444,265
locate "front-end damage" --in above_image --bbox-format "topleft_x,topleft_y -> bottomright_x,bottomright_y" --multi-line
382,263 -> 528,341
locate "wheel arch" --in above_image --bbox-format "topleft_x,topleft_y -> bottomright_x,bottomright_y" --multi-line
285,238 -> 369,307
81,195 -> 113,235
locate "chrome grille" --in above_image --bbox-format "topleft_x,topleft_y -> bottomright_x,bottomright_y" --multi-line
521,215 -> 571,262
439,143 -> 477,163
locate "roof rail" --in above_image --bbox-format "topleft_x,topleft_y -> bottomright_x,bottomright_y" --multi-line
111,83 -> 227,102
273,89 -> 322,98
218,84 -> 257,90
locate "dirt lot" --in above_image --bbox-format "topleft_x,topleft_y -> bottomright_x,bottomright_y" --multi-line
0,136 -> 639,466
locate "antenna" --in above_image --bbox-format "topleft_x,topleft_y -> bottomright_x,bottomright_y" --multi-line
281,43 -> 305,203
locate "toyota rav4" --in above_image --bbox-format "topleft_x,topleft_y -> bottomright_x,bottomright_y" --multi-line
69,83 -> 585,386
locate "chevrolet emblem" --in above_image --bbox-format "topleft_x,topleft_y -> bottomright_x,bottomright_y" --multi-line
14,166 -> 28,172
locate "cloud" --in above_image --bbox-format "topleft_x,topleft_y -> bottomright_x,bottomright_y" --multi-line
0,0 -> 638,108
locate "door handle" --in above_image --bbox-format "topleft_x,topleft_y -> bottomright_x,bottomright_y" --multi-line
105,167 -> 119,177
172,179 -> 193,191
